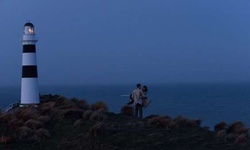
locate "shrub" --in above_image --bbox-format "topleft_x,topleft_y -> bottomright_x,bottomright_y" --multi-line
247,130 -> 250,138
227,121 -> 245,134
0,136 -> 11,144
31,128 -> 51,142
173,116 -> 201,128
74,119 -> 84,128
147,116 -> 171,128
57,104 -> 78,110
53,96 -> 70,107
214,121 -> 227,133
37,128 -> 50,139
17,126 -> 50,142
47,108 -> 64,120
17,107 -> 39,121
235,134 -> 247,144
0,113 -> 14,123
91,101 -> 108,112
38,115 -> 51,123
78,100 -> 90,110
71,98 -> 90,110
62,109 -> 84,120
225,133 -> 237,141
40,101 -> 56,110
40,94 -> 60,103
214,121 -> 250,144
25,119 -> 44,130
89,110 -> 107,122
121,105 -> 134,116
217,129 -> 227,138
82,110 -> 93,121
89,122 -> 105,137
6,117 -> 20,130
17,126 -> 33,141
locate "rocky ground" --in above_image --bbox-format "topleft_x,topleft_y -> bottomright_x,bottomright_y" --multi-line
0,94 -> 250,150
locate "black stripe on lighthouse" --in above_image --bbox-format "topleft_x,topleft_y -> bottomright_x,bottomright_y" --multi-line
23,45 -> 36,53
22,66 -> 38,78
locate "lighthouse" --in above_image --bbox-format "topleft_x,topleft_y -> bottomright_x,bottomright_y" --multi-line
20,22 -> 39,106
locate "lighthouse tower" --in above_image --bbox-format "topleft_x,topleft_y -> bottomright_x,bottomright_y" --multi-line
20,22 -> 39,106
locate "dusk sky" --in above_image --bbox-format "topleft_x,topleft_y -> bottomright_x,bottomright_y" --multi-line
1,0 -> 250,86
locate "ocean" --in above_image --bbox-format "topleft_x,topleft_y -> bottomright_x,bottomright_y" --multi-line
1,83 -> 250,128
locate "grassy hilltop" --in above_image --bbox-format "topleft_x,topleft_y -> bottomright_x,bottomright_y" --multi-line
0,94 -> 250,150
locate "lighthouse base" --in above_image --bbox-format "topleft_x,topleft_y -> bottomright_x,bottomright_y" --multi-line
21,78 -> 40,105
19,103 -> 39,107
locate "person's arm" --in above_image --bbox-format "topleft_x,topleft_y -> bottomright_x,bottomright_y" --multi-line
140,90 -> 146,98
132,90 -> 136,100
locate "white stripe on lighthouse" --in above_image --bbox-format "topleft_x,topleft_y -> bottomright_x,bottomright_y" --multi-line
22,53 -> 37,66
21,78 -> 39,104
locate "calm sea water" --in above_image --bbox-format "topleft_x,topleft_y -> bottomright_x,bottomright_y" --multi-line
1,83 -> 250,128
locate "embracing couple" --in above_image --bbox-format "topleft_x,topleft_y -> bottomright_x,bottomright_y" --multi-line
128,83 -> 150,119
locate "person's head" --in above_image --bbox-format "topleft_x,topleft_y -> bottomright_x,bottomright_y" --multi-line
136,84 -> 141,89
142,86 -> 148,93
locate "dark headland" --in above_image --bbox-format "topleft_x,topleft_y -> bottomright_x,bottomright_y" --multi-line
0,94 -> 250,150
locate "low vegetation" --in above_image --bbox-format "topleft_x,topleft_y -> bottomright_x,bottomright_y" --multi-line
0,94 -> 249,150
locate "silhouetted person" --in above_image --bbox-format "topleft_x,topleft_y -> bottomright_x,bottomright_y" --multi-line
141,85 -> 151,108
132,84 -> 144,119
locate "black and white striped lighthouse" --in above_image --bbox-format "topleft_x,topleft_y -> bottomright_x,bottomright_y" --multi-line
20,22 -> 39,106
